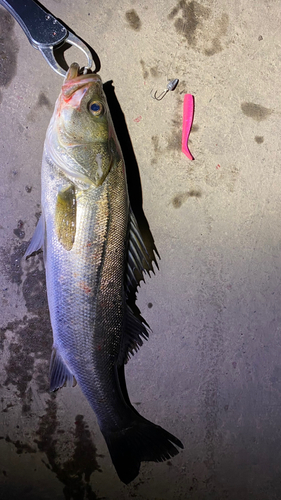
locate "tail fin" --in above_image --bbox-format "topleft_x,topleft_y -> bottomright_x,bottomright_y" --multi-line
102,417 -> 183,484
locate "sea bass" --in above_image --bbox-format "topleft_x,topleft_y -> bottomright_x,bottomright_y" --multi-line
26,63 -> 183,483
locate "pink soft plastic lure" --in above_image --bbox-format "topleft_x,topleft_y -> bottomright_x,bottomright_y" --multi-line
182,94 -> 194,160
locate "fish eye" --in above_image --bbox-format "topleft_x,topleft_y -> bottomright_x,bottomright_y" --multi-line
89,101 -> 103,116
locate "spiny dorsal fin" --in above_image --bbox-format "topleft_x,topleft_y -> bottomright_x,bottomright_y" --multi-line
49,347 -> 76,391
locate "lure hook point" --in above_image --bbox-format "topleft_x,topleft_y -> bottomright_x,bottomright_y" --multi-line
150,79 -> 179,101
150,89 -> 169,101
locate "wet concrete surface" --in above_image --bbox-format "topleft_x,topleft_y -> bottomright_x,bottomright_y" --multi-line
1,0 -> 281,498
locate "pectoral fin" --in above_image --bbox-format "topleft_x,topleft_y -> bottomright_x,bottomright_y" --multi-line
24,213 -> 45,258
55,185 -> 76,251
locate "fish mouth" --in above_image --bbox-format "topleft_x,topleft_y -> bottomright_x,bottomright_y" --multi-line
62,63 -> 102,99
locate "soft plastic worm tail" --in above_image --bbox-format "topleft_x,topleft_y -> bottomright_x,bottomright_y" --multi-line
182,94 -> 194,160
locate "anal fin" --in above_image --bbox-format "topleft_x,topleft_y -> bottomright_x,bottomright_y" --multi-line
49,347 -> 76,391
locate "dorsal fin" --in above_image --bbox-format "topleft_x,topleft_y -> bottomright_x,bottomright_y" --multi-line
119,208 -> 159,365
117,306 -> 150,365
125,208 -> 158,297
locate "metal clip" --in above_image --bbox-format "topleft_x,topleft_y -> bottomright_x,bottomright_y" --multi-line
0,0 -> 94,77
39,31 -> 93,77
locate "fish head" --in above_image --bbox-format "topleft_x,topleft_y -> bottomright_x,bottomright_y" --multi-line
48,63 -> 120,187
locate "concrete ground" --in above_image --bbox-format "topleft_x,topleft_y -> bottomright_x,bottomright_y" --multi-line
0,0 -> 281,498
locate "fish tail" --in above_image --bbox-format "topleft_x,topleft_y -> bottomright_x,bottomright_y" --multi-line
102,416 -> 183,484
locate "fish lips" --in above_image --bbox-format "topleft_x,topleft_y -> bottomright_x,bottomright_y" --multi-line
61,63 -> 103,109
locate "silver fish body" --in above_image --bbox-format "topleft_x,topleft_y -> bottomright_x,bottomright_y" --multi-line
26,63 -> 183,483
43,146 -> 128,424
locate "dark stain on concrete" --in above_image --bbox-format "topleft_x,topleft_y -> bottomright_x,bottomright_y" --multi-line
140,59 -> 149,79
3,326 -> 35,399
35,399 -> 101,499
191,123 -> 199,132
22,257 -> 47,313
34,397 -> 61,482
1,241 -> 28,286
171,117 -> 182,128
5,435 -> 36,454
204,13 -> 229,56
167,129 -> 182,151
204,37 -> 222,56
151,135 -> 161,164
37,92 -> 52,109
27,92 -> 52,122
148,302 -> 153,309
172,190 -> 201,208
241,102 -> 272,121
255,135 -> 264,144
151,135 -> 160,152
168,0 -> 210,47
13,220 -> 25,240
1,402 -> 14,413
168,2 -> 229,56
0,9 -> 19,87
1,245 -> 51,408
189,189 -> 201,197
2,305 -> 51,405
10,243 -> 26,284
71,415 -> 101,482
150,66 -> 161,78
177,79 -> 188,95
125,9 -> 141,31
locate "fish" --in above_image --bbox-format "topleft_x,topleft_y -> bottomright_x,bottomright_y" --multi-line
25,62 -> 183,484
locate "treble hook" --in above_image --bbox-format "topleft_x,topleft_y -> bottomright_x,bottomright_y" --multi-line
150,79 -> 179,101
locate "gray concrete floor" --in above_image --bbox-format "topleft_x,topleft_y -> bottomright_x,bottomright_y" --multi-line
1,0 -> 281,498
